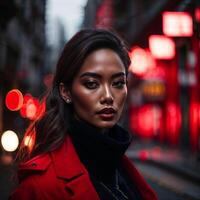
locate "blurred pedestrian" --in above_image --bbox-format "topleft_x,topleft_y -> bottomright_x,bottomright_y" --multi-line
9,28 -> 157,200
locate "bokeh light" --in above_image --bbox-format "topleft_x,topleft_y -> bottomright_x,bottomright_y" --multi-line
20,94 -> 41,120
5,89 -> 23,111
149,35 -> 175,59
129,47 -> 156,75
1,130 -> 19,152
163,11 -> 193,37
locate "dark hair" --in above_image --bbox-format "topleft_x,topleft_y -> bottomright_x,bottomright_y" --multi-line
18,28 -> 131,161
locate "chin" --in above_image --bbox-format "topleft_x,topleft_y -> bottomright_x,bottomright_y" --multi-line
95,121 -> 117,129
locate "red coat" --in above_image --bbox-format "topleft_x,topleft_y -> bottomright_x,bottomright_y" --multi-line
9,136 -> 157,200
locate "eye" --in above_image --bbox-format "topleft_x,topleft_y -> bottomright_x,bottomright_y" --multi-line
83,81 -> 99,89
112,80 -> 126,89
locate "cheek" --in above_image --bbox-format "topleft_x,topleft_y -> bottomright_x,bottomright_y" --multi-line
115,89 -> 127,108
71,88 -> 97,113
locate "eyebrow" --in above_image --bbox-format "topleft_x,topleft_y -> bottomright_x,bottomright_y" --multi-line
80,72 -> 126,79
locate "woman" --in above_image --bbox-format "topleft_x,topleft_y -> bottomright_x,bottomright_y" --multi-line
10,29 -> 157,200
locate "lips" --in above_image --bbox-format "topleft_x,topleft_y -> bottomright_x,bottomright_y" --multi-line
97,108 -> 116,114
97,108 -> 116,120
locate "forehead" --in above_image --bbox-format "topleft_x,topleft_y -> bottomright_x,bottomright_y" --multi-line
78,48 -> 125,75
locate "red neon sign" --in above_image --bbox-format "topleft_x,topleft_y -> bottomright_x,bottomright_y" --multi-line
149,35 -> 175,59
163,12 -> 193,37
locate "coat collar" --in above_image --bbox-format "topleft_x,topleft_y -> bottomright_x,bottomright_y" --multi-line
19,136 -> 87,180
18,153 -> 51,182
19,153 -> 51,171
49,136 -> 87,180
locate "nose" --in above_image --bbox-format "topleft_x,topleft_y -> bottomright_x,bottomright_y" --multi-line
100,85 -> 114,105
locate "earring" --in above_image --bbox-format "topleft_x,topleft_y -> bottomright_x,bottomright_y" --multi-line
65,98 -> 71,104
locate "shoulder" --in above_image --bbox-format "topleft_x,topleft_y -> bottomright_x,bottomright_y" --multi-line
10,153 -> 55,199
9,136 -> 87,199
18,153 -> 52,181
10,150 -> 63,200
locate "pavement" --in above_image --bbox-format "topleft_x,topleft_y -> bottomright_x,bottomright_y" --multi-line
127,139 -> 200,185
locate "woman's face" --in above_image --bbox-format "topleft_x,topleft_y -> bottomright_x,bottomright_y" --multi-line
69,48 -> 127,129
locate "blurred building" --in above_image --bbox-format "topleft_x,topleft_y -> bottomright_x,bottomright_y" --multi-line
82,0 -> 200,153
46,18 -> 67,75
0,0 -> 47,133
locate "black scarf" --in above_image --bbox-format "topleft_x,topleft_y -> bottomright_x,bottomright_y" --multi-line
68,118 -> 132,182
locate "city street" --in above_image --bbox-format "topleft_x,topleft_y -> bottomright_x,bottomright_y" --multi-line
135,161 -> 200,200
127,140 -> 200,200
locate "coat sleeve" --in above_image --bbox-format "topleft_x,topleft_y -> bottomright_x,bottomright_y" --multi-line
9,178 -> 41,200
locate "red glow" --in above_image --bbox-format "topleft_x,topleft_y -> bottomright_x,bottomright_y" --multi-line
19,94 -> 42,120
130,105 -> 162,139
26,99 -> 39,120
163,12 -> 193,37
95,0 -> 114,28
129,47 -> 156,75
149,35 -> 175,59
20,94 -> 32,118
165,102 -> 181,145
143,65 -> 166,80
195,7 -> 200,22
5,89 -> 23,111
139,150 -> 149,161
189,102 -> 199,151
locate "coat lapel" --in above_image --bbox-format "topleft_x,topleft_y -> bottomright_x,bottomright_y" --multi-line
50,136 -> 85,180
50,136 -> 100,200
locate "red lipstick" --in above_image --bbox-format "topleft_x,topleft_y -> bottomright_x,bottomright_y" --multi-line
97,108 -> 116,120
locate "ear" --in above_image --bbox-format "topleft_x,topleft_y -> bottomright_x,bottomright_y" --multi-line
59,83 -> 72,103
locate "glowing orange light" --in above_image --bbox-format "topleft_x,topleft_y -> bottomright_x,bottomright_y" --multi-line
22,131 -> 36,153
142,81 -> 166,98
129,47 -> 156,75
149,35 -> 175,59
5,89 -> 23,111
163,12 -> 193,37
23,135 -> 35,151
